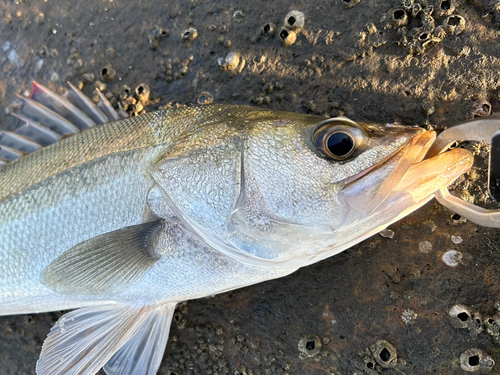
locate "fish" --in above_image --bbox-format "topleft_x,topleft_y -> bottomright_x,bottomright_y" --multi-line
0,82 -> 473,375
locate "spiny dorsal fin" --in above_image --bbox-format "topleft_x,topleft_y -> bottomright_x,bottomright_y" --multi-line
30,81 -> 96,130
2,81 -> 124,166
41,220 -> 165,295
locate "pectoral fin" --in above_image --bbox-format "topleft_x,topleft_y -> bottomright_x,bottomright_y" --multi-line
103,303 -> 176,375
36,303 -> 154,375
41,220 -> 165,295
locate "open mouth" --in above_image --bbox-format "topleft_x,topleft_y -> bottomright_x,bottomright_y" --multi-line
343,129 -> 473,215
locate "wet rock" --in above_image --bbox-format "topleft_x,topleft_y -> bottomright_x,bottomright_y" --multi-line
379,228 -> 394,238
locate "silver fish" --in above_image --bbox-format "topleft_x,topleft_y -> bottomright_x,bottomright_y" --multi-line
0,82 -> 473,375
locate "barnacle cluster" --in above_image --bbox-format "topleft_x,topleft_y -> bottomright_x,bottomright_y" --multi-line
254,10 -> 305,47
159,56 -> 194,82
381,0 -> 466,55
357,340 -> 406,373
119,83 -> 152,116
448,304 -> 499,372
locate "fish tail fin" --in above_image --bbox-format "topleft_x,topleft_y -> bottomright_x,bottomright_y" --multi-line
1,81 -> 127,164
36,302 -> 175,375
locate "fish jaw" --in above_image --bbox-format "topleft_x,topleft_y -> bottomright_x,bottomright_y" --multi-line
345,131 -> 474,232
342,130 -> 437,215
303,146 -> 473,266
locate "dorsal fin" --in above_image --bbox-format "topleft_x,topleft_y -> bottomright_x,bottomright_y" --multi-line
2,81 -> 125,166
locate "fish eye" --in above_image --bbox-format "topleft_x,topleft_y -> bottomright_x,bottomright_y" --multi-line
312,118 -> 364,161
326,132 -> 355,159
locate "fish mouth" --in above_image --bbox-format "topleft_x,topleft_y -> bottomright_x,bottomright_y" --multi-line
343,129 -> 473,215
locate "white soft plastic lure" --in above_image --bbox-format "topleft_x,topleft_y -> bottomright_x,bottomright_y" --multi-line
0,82 -> 484,375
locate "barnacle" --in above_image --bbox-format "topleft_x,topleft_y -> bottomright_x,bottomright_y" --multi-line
434,0 -> 456,17
260,23 -> 276,37
100,65 -> 116,82
298,335 -> 322,357
443,14 -> 466,35
370,340 -> 397,368
484,315 -> 500,337
381,8 -> 408,29
284,10 -> 305,31
279,27 -> 297,47
471,100 -> 492,117
442,249 -> 462,267
460,348 -> 495,372
218,51 -> 240,72
135,83 -> 150,104
182,27 -> 198,41
197,92 -> 214,105
448,304 -> 483,333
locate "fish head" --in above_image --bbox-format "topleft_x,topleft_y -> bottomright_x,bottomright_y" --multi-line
153,106 -> 473,268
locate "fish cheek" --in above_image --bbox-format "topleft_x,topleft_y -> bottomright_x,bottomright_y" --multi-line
150,137 -> 243,240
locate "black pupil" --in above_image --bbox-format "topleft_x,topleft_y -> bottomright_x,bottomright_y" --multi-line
327,132 -> 354,157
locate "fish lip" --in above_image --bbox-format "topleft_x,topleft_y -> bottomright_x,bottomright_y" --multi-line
344,128 -> 432,186
342,129 -> 440,214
